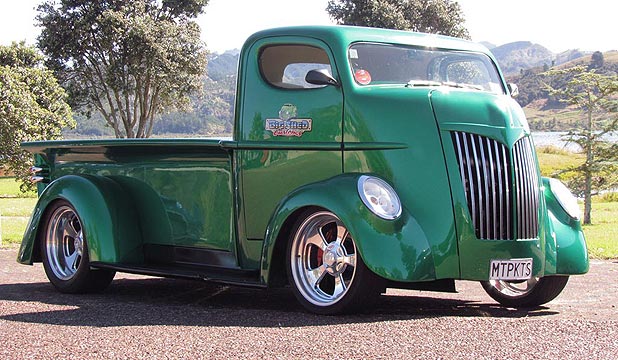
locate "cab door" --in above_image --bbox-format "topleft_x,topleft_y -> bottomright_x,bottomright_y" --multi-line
238,37 -> 344,240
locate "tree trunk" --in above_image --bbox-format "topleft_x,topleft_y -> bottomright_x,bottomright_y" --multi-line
583,105 -> 594,225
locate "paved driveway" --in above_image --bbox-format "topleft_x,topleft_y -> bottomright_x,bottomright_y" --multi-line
1,247 -> 617,359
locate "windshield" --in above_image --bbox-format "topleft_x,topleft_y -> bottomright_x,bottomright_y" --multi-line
348,43 -> 505,95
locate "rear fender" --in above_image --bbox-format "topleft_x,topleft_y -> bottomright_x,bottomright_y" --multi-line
260,174 -> 436,284
542,177 -> 589,275
18,175 -> 143,265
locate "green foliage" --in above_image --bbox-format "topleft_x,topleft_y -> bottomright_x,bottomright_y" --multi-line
61,50 -> 239,138
326,0 -> 469,39
590,51 -> 604,70
545,66 -> 618,224
37,0 -> 209,138
153,51 -> 237,136
600,192 -> 618,202
508,51 -> 618,111
508,67 -> 552,108
0,42 -> 74,190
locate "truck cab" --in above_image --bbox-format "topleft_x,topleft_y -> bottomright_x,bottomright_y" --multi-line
19,26 -> 588,314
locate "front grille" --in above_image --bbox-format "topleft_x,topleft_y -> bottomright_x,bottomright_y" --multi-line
513,136 -> 540,239
452,132 -> 539,240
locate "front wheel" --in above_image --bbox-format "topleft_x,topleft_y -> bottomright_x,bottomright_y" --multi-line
287,210 -> 384,314
41,200 -> 115,293
481,276 -> 569,308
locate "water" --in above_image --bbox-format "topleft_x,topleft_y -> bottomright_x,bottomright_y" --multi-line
532,131 -> 618,152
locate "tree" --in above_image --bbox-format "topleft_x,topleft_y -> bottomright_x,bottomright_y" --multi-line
589,51 -> 604,70
37,0 -> 209,138
326,0 -> 469,39
545,66 -> 618,224
0,42 -> 73,189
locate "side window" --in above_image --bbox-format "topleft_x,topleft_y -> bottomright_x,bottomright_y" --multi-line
259,45 -> 332,89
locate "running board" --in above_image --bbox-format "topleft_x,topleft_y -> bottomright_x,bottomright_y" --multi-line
91,262 -> 264,289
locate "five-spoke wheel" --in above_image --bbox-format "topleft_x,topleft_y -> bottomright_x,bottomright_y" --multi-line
287,209 -> 383,314
44,204 -> 85,280
41,200 -> 115,293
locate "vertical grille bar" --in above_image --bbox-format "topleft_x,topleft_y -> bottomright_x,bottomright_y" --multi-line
513,137 -> 540,239
469,134 -> 485,236
461,133 -> 478,232
487,137 -> 497,240
501,144 -> 511,240
452,132 -> 538,240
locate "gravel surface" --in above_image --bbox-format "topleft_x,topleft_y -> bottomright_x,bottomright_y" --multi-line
1,246 -> 617,359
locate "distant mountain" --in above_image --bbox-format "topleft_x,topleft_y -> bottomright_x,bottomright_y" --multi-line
207,49 -> 240,81
488,41 -> 589,76
554,49 -> 587,65
490,41 -> 555,75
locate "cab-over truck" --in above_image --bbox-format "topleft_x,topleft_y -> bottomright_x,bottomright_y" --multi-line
18,26 -> 588,314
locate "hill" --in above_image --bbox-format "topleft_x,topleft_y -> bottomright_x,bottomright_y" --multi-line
488,41 -> 593,76
508,50 -> 618,131
491,41 -> 555,75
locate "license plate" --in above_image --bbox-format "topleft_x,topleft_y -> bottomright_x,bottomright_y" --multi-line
489,258 -> 533,280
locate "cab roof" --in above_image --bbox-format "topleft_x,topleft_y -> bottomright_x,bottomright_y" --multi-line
245,25 -> 491,55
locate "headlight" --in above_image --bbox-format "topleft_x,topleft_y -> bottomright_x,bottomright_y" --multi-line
357,175 -> 402,220
549,178 -> 580,220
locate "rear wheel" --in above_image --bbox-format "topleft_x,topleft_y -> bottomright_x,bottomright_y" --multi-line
481,276 -> 569,308
287,209 -> 384,314
41,200 -> 115,293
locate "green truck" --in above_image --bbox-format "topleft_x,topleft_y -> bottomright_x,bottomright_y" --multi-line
18,26 -> 588,314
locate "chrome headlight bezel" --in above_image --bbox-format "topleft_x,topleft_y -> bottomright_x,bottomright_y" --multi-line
548,178 -> 580,220
357,175 -> 402,220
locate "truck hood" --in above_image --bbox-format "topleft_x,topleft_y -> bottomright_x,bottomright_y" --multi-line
429,89 -> 530,146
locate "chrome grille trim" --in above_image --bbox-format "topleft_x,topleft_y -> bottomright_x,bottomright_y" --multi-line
513,136 -> 540,239
452,132 -> 539,240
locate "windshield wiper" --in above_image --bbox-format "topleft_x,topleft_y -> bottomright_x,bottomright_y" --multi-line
406,80 -> 483,91
441,82 -> 484,91
406,80 -> 442,87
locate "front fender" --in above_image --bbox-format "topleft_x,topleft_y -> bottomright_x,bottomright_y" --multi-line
260,174 -> 436,284
542,177 -> 589,275
18,175 -> 143,265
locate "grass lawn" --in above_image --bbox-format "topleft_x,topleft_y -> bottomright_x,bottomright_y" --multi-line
0,177 -> 36,246
582,201 -> 618,260
0,177 -> 36,198
536,146 -> 584,177
0,197 -> 37,217
1,216 -> 29,245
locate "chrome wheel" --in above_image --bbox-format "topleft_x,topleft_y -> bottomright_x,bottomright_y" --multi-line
481,275 -> 569,308
289,211 -> 357,307
45,205 -> 84,281
487,277 -> 539,297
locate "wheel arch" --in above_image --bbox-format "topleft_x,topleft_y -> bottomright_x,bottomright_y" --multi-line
259,174 -> 437,285
18,174 -> 143,265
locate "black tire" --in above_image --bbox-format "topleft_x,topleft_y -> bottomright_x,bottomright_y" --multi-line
40,200 -> 115,293
286,209 -> 384,314
481,276 -> 569,308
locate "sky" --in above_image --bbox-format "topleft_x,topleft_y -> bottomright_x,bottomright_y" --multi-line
0,0 -> 615,54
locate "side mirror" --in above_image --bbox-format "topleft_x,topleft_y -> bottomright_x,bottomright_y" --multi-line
508,83 -> 519,98
305,69 -> 339,87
